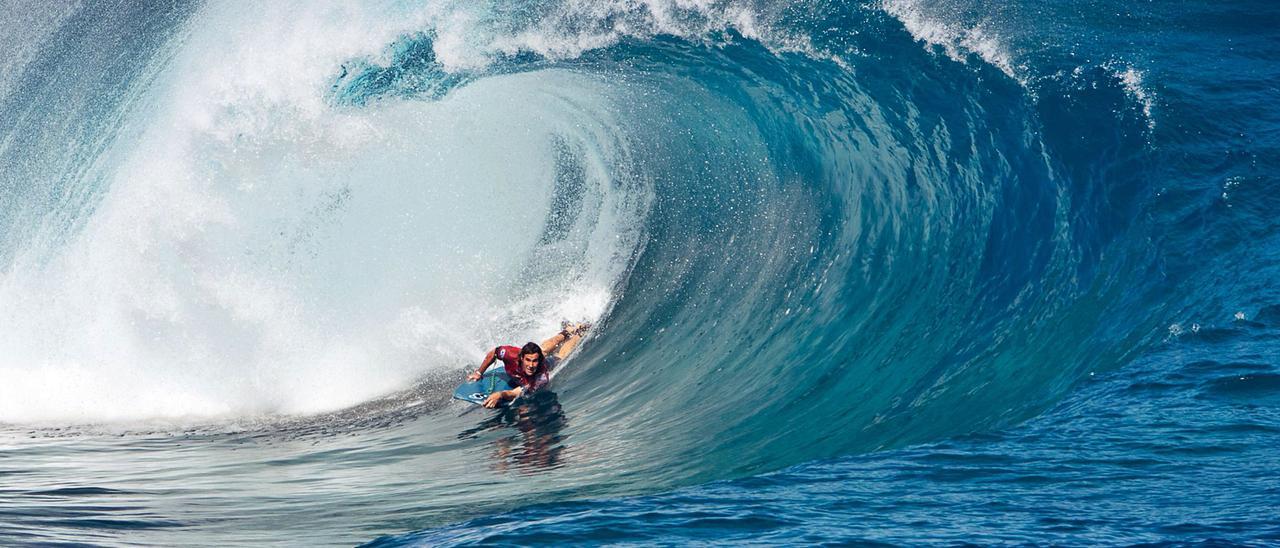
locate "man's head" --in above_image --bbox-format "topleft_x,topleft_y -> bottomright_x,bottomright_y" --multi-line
518,342 -> 545,376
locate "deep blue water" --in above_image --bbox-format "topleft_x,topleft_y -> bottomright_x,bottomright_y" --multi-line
1,0 -> 1278,545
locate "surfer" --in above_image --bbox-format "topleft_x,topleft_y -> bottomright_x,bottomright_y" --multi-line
467,322 -> 590,408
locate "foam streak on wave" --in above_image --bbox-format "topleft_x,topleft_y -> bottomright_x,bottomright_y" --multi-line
880,0 -> 1021,80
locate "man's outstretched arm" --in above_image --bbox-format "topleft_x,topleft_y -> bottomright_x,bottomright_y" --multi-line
467,348 -> 499,381
483,386 -> 524,408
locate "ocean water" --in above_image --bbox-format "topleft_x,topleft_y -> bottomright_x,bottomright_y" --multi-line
1,0 -> 1277,545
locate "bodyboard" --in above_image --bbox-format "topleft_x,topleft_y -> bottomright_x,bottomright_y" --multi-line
453,368 -> 516,406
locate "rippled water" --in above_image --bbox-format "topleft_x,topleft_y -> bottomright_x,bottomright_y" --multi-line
383,316 -> 1280,545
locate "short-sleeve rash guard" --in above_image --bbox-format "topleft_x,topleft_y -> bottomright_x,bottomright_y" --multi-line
494,345 -> 550,392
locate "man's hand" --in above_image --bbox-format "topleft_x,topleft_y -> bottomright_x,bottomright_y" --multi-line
483,392 -> 505,408
467,370 -> 482,382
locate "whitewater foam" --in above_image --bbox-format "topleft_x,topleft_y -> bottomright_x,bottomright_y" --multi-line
880,0 -> 1022,82
1111,63 -> 1157,127
0,2 -> 650,424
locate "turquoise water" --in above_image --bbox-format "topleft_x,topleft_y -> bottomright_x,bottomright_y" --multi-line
1,0 -> 1278,545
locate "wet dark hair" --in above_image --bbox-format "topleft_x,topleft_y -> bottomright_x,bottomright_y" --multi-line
518,342 -> 545,371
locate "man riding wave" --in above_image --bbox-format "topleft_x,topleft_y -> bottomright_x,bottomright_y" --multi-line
467,322 -> 590,408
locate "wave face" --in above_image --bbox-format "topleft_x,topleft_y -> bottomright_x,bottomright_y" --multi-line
0,0 -> 1152,433
4,0 -> 1276,544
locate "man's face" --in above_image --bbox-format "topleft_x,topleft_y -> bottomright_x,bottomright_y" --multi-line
520,353 -> 540,376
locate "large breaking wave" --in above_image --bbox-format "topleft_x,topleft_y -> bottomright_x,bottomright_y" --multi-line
0,0 -> 1161,478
